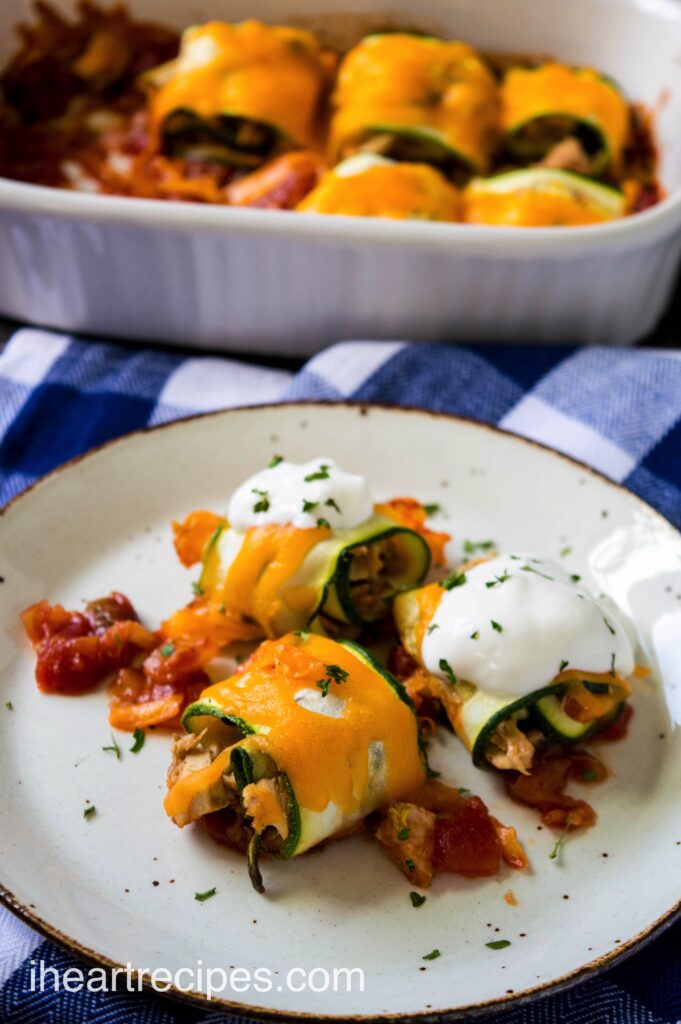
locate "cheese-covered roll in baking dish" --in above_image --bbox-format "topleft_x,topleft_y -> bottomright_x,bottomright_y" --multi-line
393,553 -> 634,772
330,33 -> 500,176
463,168 -> 626,227
501,63 -> 630,175
145,20 -> 335,166
165,632 -> 428,890
297,154 -> 462,220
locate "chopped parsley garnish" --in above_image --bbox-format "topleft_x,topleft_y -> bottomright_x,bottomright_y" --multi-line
304,464 -> 330,482
397,828 -> 411,841
83,805 -> 96,819
520,564 -> 554,581
194,887 -> 217,902
604,617 -> 616,636
491,620 -> 503,633
610,652 -> 616,676
423,503 -> 442,516
439,658 -> 457,686
486,571 -> 510,588
458,787 -> 471,797
5,702 -> 13,711
102,733 -> 121,760
192,581 -> 204,597
549,816 -> 572,860
302,499 -> 319,513
582,769 -> 598,782
560,546 -> 572,558
295,630 -> 310,644
130,728 -> 145,754
316,517 -> 332,529
410,892 -> 427,908
440,572 -> 467,590
464,539 -> 496,554
570,574 -> 581,584
252,488 -> 270,513
268,455 -> 283,468
470,631 -> 480,641
559,659 -> 569,672
325,498 -> 342,513
219,603 -> 226,615
486,940 -> 511,951
405,858 -> 416,872
160,643 -> 174,658
317,663 -> 349,697
422,949 -> 441,960
426,623 -> 439,635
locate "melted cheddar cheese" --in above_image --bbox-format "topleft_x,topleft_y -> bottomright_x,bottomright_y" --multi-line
464,186 -> 612,227
298,156 -> 461,220
501,63 -> 629,168
330,34 -> 500,171
169,634 -> 425,824
147,20 -> 336,147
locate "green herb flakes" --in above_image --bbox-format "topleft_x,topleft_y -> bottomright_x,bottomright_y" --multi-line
410,892 -> 427,908
423,503 -> 442,516
130,728 -> 145,754
268,455 -> 283,468
160,643 -> 174,658
304,464 -> 330,482
397,828 -> 411,841
422,949 -> 441,960
440,572 -> 467,591
316,517 -> 332,529
83,805 -> 96,819
192,581 -> 204,597
463,540 -> 495,554
252,488 -> 270,513
491,620 -> 503,633
102,733 -> 121,760
486,940 -> 511,951
194,887 -> 217,902
439,658 -> 457,686
549,816 -> 572,860
317,663 -> 349,697
302,499 -> 319,513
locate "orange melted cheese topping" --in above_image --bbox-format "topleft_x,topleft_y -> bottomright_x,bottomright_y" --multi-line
298,158 -> 461,220
174,634 -> 425,818
220,523 -> 330,637
464,186 -> 611,227
501,63 -> 629,166
148,20 -> 336,147
330,34 -> 500,171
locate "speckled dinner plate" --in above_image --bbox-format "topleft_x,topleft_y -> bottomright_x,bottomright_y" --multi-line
0,403 -> 680,1020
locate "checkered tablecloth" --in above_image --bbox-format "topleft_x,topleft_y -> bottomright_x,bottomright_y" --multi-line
1,328 -> 680,1024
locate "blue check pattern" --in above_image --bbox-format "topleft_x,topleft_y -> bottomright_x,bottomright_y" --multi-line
1,329 -> 680,1024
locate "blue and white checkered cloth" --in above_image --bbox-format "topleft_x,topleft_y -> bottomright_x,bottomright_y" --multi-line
1,328 -> 680,1024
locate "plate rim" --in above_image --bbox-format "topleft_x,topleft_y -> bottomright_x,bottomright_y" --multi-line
1,399 -> 679,1021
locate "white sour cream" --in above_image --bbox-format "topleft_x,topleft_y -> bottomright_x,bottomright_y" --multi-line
422,553 -> 635,698
227,458 -> 373,533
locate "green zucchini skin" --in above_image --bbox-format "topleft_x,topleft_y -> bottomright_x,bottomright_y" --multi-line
181,701 -> 256,737
467,684 -> 568,769
356,123 -> 478,177
506,115 -> 610,173
200,514 -> 431,634
316,523 -> 431,627
160,108 -> 288,167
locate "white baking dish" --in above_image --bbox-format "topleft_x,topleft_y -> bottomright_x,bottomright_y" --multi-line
1,0 -> 681,354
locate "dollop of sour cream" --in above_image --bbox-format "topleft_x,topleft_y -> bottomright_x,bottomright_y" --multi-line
422,554 -> 635,698
227,458 -> 373,533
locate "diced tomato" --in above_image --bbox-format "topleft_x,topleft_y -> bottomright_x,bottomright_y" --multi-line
505,748 -> 604,829
433,796 -> 502,877
598,704 -> 634,742
108,666 -> 205,730
388,643 -> 420,681
21,594 -> 155,695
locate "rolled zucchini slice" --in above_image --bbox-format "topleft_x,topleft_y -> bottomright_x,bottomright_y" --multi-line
393,557 -> 634,771
297,154 -> 461,221
330,34 -> 500,177
166,632 -> 428,888
146,20 -> 334,165
501,63 -> 629,174
200,513 -> 431,637
463,168 -> 626,227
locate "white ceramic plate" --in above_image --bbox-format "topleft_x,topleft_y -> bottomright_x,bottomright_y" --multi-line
1,403 -> 680,1020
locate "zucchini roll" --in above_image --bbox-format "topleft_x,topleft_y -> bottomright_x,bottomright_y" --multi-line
165,632 -> 427,890
173,459 -> 432,642
297,154 -> 461,220
393,554 -> 634,772
330,34 -> 500,177
501,63 -> 629,175
463,168 -> 626,227
146,21 -> 335,165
